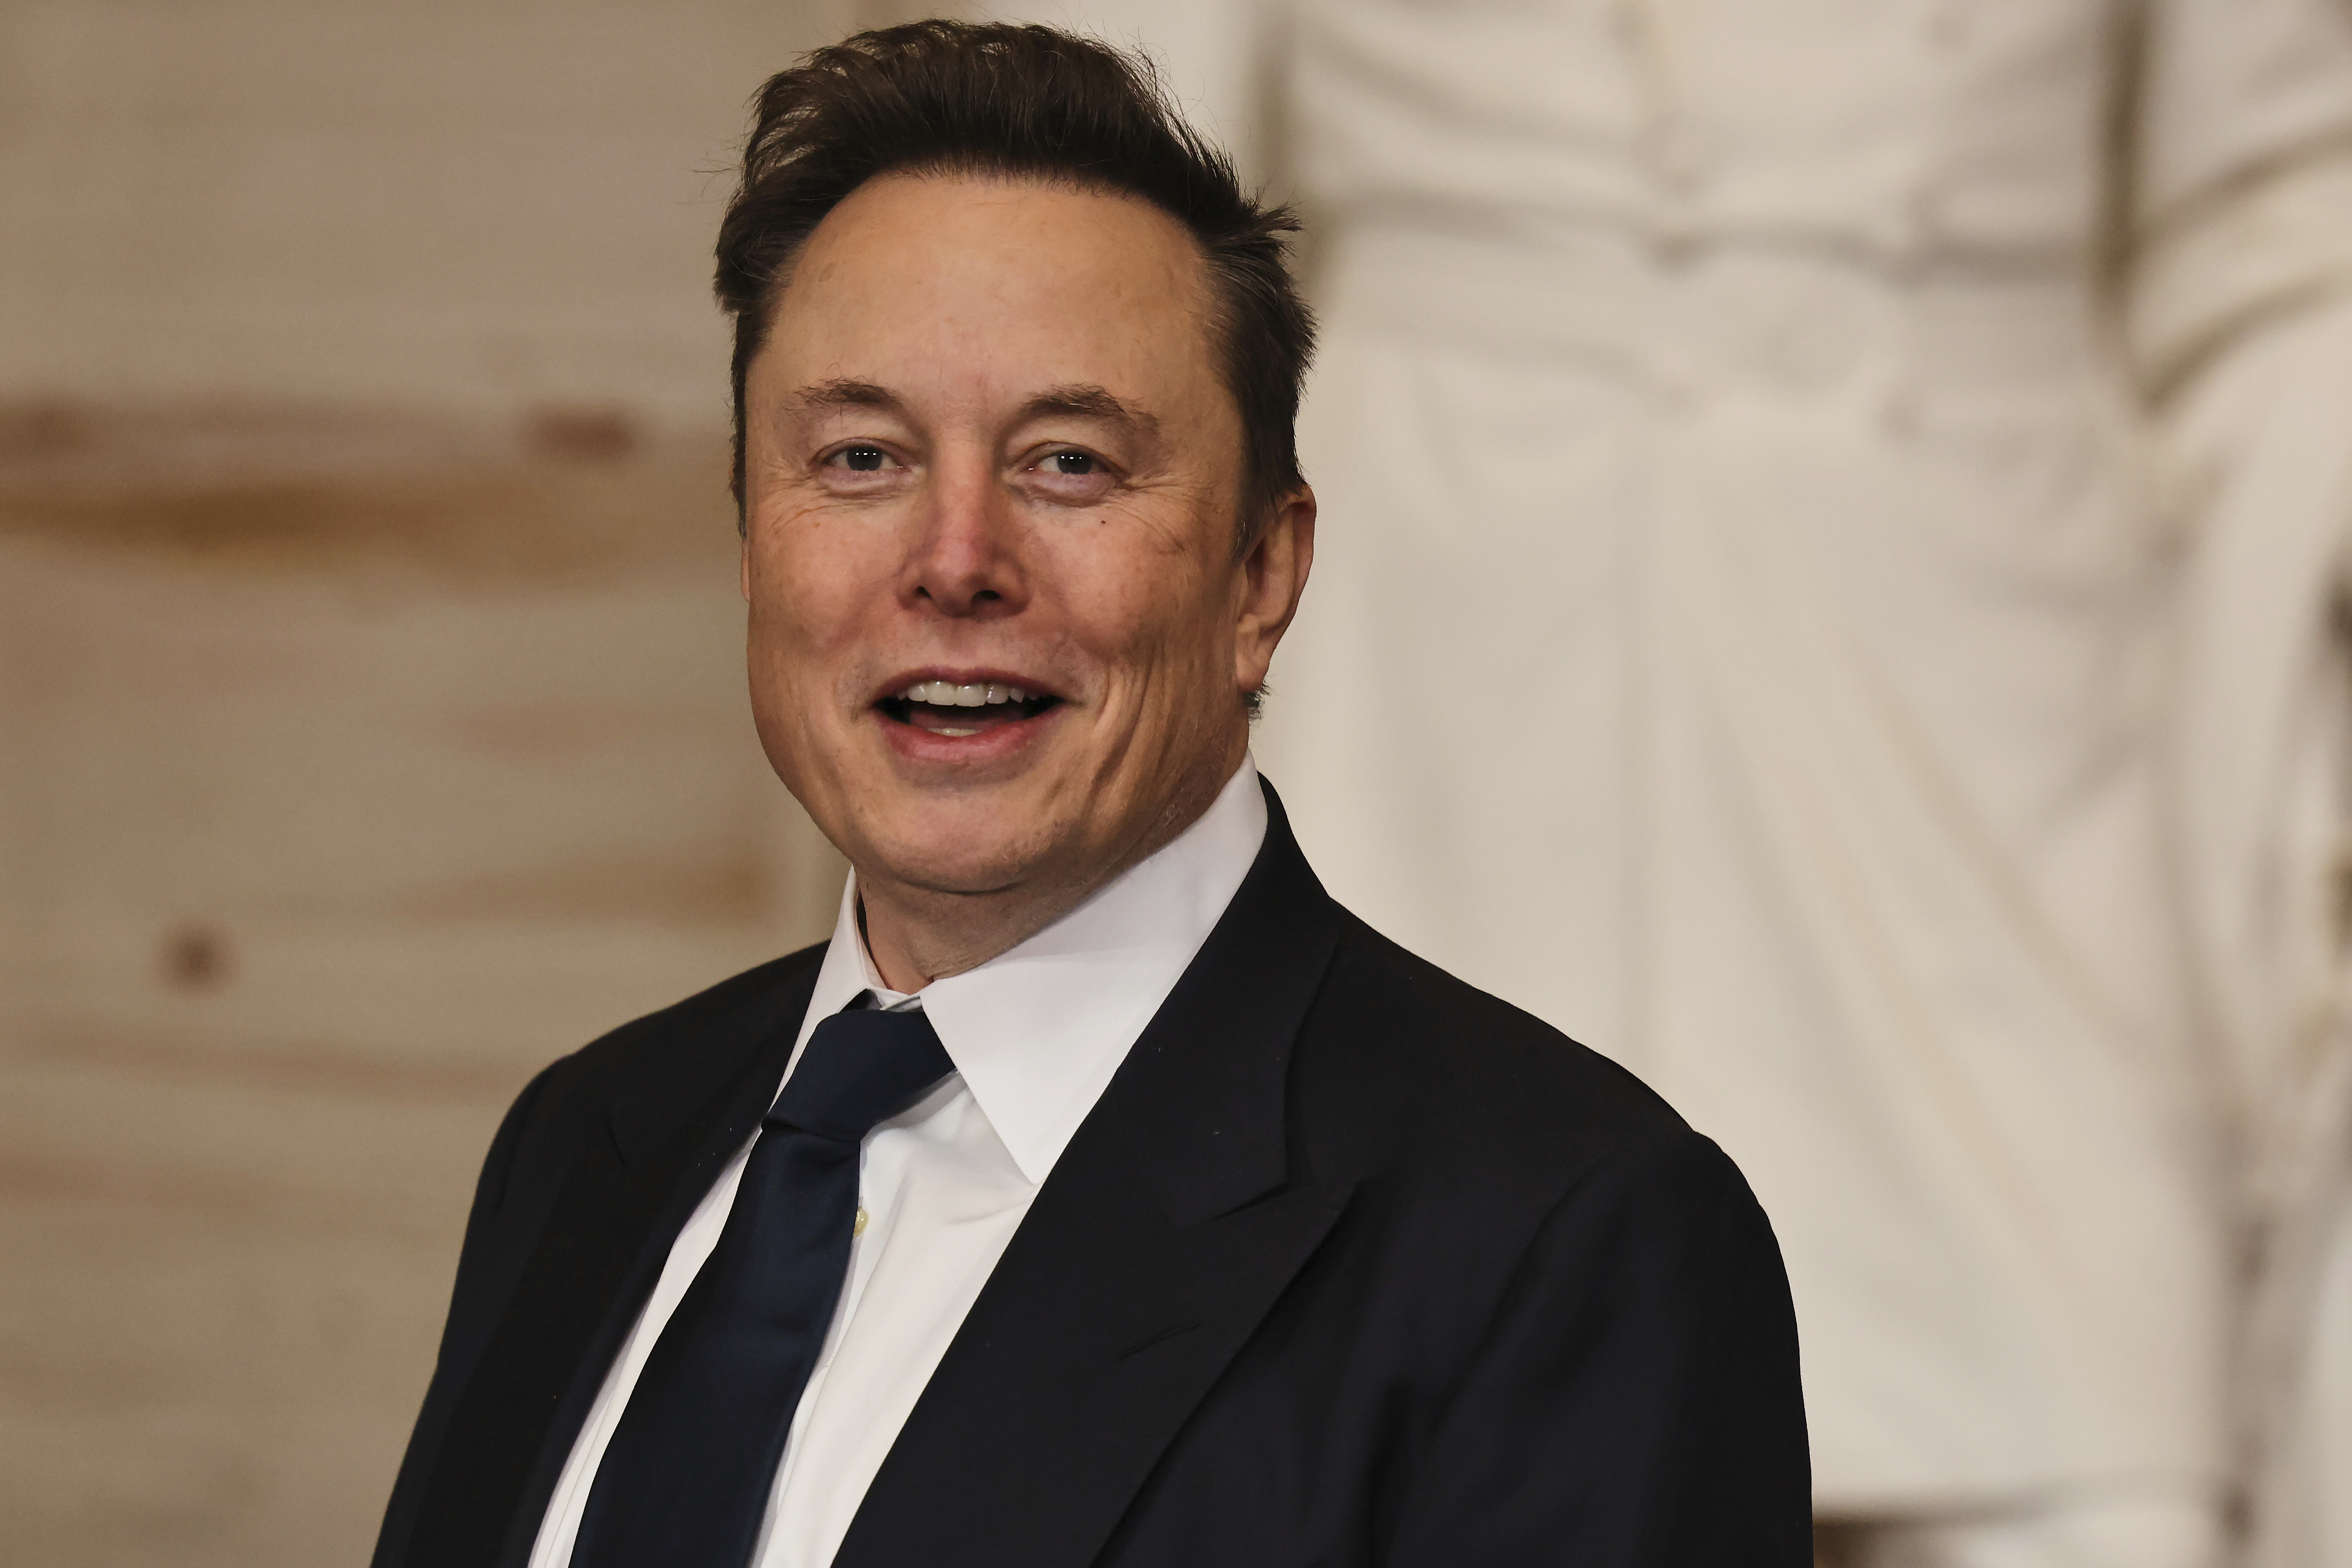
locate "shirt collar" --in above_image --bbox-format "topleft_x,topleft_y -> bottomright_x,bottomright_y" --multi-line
793,755 -> 1268,1185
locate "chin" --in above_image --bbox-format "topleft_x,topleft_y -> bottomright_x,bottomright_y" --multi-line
864,832 -> 1049,898
836,787 -> 1059,895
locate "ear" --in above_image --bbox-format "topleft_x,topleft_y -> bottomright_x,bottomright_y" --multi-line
1233,485 -> 1316,697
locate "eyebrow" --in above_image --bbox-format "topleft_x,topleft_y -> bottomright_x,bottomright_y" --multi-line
781,378 -> 1158,436
1019,384 -> 1158,436
785,378 -> 900,416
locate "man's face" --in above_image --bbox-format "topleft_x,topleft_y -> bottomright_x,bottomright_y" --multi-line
740,172 -> 1310,916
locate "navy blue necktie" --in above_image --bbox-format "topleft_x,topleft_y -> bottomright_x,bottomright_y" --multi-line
570,1002 -> 954,1568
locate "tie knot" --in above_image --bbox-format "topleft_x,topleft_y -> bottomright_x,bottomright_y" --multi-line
768,1004 -> 955,1142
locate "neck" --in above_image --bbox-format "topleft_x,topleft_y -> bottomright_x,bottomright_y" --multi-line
855,746 -> 1244,993
857,875 -> 1091,995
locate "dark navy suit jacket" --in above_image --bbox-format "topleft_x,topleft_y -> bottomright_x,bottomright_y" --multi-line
373,781 -> 1811,1567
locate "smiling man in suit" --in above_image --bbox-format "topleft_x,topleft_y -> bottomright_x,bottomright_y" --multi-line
370,21 -> 1809,1568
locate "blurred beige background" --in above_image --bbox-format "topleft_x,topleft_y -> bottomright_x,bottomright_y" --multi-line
0,3 -> 867,1561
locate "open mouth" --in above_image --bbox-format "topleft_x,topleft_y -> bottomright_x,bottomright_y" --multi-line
876,678 -> 1062,739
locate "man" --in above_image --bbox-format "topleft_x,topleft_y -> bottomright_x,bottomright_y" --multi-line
370,23 -> 1808,1568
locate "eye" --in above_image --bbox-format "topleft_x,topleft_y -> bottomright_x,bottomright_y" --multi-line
1015,444 -> 1118,504
818,442 -> 906,486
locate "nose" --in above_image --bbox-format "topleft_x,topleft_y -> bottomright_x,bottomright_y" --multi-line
900,450 -> 1027,619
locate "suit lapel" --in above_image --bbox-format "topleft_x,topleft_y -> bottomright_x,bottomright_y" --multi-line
407,953 -> 821,1568
836,782 -> 1354,1568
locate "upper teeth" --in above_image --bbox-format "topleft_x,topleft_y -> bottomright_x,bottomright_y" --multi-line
898,679 -> 1031,707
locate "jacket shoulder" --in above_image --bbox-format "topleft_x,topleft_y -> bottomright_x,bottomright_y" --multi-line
461,939 -> 827,1211
548,940 -> 828,1098
1297,911 -> 1712,1194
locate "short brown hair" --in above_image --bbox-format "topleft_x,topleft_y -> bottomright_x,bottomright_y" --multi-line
714,21 -> 1315,549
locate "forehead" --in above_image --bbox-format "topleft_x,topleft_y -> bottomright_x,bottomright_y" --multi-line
759,172 -> 1221,407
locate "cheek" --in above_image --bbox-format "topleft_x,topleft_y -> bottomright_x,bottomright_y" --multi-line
1047,542 -> 1229,701
744,538 -> 809,652
747,515 -> 870,664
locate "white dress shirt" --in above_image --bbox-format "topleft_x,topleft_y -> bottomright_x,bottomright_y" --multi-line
529,757 -> 1267,1568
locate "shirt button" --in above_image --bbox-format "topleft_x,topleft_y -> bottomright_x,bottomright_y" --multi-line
853,1205 -> 869,1238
